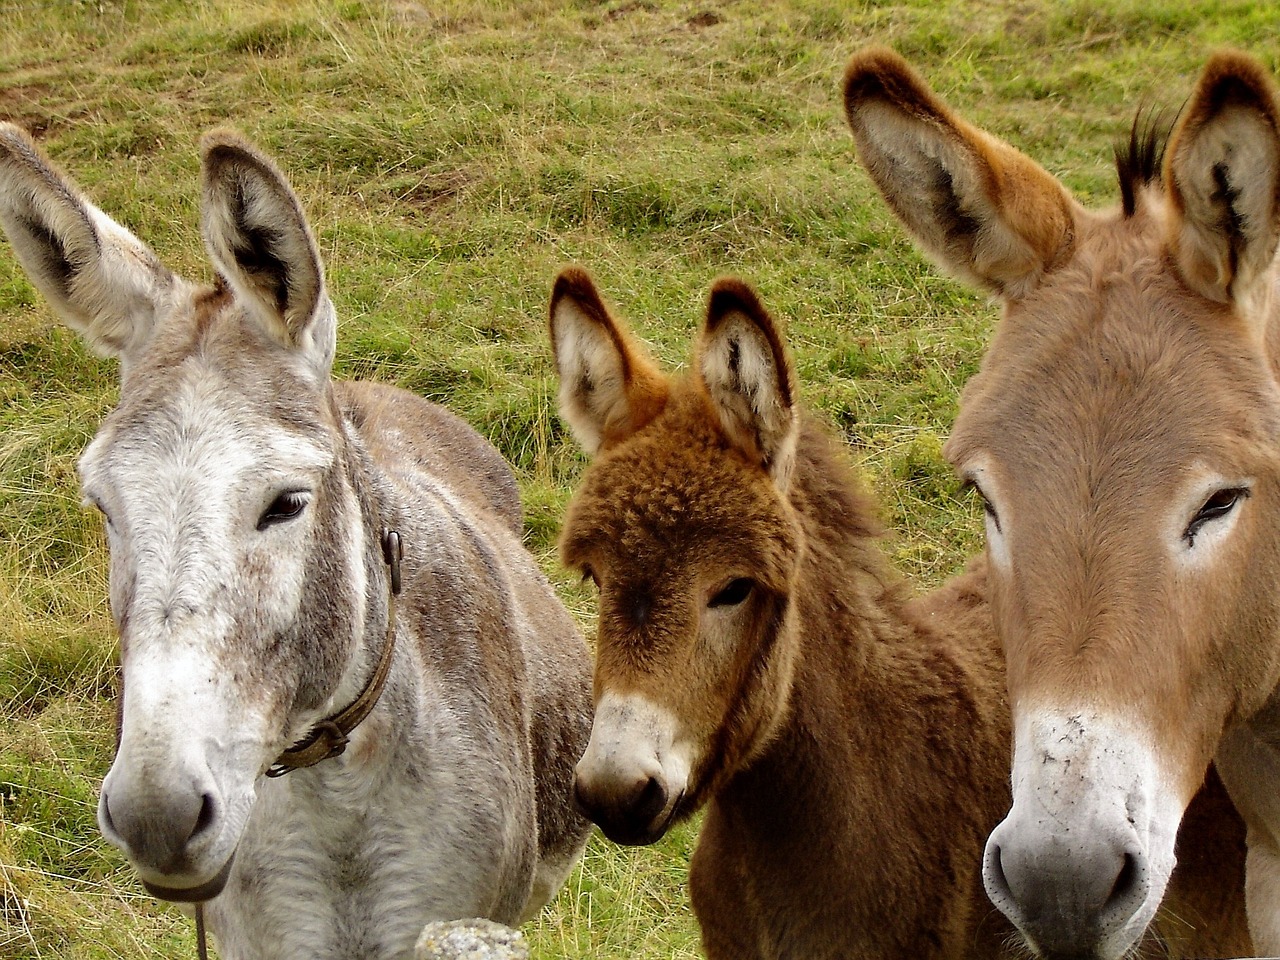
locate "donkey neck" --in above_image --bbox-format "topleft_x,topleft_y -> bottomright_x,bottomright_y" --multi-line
703,433 -> 1007,951
283,387 -> 401,757
730,420 -> 1003,819
786,417 -> 928,673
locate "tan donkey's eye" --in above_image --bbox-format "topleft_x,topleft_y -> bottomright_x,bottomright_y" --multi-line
962,479 -> 1000,532
1183,487 -> 1250,546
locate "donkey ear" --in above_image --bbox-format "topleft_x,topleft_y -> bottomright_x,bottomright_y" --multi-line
843,46 -> 1076,300
549,266 -> 668,454
0,123 -> 176,364
199,129 -> 335,374
1165,52 -> 1280,307
697,278 -> 798,488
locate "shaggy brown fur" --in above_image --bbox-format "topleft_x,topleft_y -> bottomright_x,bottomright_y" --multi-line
551,268 -> 1249,960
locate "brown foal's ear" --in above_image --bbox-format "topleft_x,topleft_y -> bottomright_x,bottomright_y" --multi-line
549,266 -> 668,454
843,45 -> 1076,300
696,278 -> 799,489
1165,50 -> 1280,309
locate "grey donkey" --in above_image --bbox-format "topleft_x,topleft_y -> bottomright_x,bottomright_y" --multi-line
0,124 -> 593,959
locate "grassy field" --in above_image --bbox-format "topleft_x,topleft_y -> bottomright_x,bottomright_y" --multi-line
2,1 -> 1278,957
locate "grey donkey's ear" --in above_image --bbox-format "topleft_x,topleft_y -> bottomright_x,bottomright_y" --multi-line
549,266 -> 669,454
0,123 -> 176,365
199,129 -> 335,375
697,278 -> 799,489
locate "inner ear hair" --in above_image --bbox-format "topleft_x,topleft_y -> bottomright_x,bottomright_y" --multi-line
549,266 -> 668,453
843,46 -> 1075,299
1165,51 -> 1280,305
0,122 -> 174,360
699,278 -> 798,483
199,130 -> 324,345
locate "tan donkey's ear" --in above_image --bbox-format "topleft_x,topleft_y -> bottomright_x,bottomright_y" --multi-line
1165,51 -> 1280,309
697,279 -> 798,489
843,46 -> 1076,300
549,267 -> 668,454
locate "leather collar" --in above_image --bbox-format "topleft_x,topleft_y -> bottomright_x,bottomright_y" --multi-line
265,527 -> 403,778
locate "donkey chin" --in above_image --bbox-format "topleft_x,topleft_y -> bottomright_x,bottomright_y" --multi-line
572,691 -> 697,846
981,708 -> 1181,960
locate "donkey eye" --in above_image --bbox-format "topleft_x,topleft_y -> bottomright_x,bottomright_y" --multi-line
1184,487 -> 1249,545
86,496 -> 114,528
709,578 -> 754,608
963,480 -> 1000,531
258,490 -> 311,530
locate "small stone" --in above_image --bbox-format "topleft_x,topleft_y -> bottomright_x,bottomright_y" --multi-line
414,919 -> 529,960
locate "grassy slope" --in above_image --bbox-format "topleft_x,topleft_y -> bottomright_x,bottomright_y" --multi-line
1,1 -> 1276,957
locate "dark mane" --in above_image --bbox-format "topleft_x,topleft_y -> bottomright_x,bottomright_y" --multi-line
1114,106 -> 1174,217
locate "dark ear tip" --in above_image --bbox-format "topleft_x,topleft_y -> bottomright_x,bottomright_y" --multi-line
706,277 -> 769,332
199,128 -> 279,187
843,45 -> 911,107
1197,49 -> 1279,110
551,264 -> 595,301
550,265 -> 609,326
200,127 -> 249,160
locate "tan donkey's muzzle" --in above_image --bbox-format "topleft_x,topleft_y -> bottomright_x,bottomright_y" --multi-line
983,709 -> 1180,960
984,813 -> 1151,959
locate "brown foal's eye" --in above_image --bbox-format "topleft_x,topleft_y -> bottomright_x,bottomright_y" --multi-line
709,578 -> 754,608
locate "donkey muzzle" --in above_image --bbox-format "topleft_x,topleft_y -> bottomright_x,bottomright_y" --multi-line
983,819 -> 1151,960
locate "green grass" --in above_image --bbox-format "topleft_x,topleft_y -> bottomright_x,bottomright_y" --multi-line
2,1 -> 1278,957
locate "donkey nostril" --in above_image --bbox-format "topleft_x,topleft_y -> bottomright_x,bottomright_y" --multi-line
1104,851 -> 1143,914
632,775 -> 668,823
190,792 -> 217,842
984,840 -> 1016,908
100,793 -> 118,835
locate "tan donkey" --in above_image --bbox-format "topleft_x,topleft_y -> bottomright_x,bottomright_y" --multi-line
0,126 -> 592,959
550,267 -> 1249,960
844,46 -> 1280,960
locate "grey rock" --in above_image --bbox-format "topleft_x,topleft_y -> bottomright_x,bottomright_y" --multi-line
414,919 -> 529,960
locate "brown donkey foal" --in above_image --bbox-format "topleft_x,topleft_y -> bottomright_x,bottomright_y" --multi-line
844,46 -> 1280,960
550,268 -> 1249,960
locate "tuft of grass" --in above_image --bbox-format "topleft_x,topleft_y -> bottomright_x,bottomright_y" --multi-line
4,2 -> 1280,957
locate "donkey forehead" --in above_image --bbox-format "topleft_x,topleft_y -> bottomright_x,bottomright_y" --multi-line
949,246 -> 1280,486
79,335 -> 335,497
564,404 -> 798,581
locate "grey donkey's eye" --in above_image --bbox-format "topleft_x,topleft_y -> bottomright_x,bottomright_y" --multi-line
257,490 -> 311,531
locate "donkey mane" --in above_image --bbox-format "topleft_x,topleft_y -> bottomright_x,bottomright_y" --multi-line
788,414 -> 906,603
1114,107 -> 1172,217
